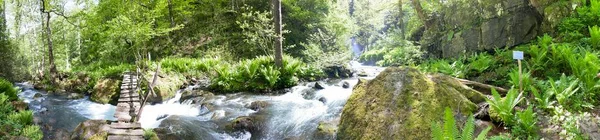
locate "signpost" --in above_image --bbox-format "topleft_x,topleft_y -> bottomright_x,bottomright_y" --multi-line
513,51 -> 524,92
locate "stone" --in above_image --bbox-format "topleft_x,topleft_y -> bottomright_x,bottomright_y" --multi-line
357,70 -> 368,77
70,120 -> 110,140
323,64 -> 353,78
246,101 -> 269,111
317,121 -> 338,135
337,67 -> 486,139
341,81 -> 350,89
90,79 -> 120,104
11,101 -> 28,112
33,93 -> 43,99
145,72 -> 186,103
318,97 -> 327,104
154,115 -> 223,140
227,116 -> 256,133
67,93 -> 84,99
314,82 -> 326,90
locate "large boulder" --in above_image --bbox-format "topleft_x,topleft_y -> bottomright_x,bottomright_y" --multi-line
91,79 -> 120,104
421,0 -> 544,58
154,115 -> 224,140
146,72 -> 185,103
70,120 -> 110,140
337,67 -> 486,139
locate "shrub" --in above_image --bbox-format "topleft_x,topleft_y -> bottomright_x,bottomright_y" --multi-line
210,55 -> 307,93
431,107 -> 491,140
467,53 -> 496,73
143,129 -> 159,140
589,26 -> 600,48
508,69 -> 533,92
0,78 -> 18,101
8,110 -> 34,125
486,88 -> 523,126
21,125 -> 43,140
512,106 -> 538,139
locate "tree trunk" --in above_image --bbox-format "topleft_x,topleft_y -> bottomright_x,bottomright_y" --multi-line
272,0 -> 283,67
398,0 -> 404,39
41,0 -> 57,83
167,0 -> 175,27
410,0 -> 429,29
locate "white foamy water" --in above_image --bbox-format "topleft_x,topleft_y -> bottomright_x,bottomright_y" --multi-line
138,90 -> 202,128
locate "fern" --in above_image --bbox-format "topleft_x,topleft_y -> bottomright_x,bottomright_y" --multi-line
590,26 -> 600,48
461,115 -> 475,140
431,107 -> 490,140
485,88 -> 523,126
432,122 -> 444,140
513,106 -> 538,138
443,108 -> 459,139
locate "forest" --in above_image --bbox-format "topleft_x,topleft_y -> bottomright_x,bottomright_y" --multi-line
0,0 -> 599,139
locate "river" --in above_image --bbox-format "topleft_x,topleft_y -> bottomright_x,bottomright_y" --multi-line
16,61 -> 384,140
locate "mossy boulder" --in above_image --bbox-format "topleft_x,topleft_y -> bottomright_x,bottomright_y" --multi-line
337,67 -> 485,139
91,79 -> 120,104
145,72 -> 185,103
70,120 -> 110,140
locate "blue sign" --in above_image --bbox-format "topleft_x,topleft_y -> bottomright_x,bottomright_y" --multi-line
513,51 -> 524,60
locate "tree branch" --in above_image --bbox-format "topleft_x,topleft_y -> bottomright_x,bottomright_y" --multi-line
49,10 -> 83,28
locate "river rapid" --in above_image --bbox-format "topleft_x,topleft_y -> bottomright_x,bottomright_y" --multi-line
16,61 -> 384,140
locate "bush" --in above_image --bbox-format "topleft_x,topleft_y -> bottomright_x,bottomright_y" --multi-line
419,59 -> 466,78
210,55 -> 308,93
486,88 -> 523,126
8,110 -> 34,125
467,53 -> 496,73
21,125 -> 43,140
0,78 -> 18,101
512,106 -> 538,139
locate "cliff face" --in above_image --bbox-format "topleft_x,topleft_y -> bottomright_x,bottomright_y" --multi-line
419,0 -> 575,58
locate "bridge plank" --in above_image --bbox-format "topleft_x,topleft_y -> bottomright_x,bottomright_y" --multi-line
118,97 -> 140,102
107,135 -> 144,140
108,129 -> 144,136
110,122 -> 141,129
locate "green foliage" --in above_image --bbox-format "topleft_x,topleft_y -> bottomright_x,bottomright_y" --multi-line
8,110 -> 34,125
21,125 -> 43,140
143,129 -> 159,140
0,93 -> 43,139
0,78 -> 18,101
431,108 -> 490,140
512,106 -> 538,139
297,65 -> 326,81
532,84 -> 555,110
589,26 -> 600,48
486,88 -> 523,126
467,53 -> 496,73
210,55 -> 308,93
359,31 -> 424,66
160,57 -> 220,77
419,59 -> 466,78
508,69 -> 533,92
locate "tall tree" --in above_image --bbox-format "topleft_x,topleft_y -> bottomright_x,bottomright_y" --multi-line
398,0 -> 404,38
272,0 -> 283,67
41,0 -> 57,83
410,0 -> 429,28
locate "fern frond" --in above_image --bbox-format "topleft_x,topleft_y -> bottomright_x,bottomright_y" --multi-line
475,126 -> 492,140
431,122 -> 444,140
443,108 -> 459,140
461,115 -> 475,140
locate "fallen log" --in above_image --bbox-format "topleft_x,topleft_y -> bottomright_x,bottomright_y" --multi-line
455,78 -> 508,94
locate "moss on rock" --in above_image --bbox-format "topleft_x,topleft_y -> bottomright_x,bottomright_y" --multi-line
70,120 -> 110,140
145,72 -> 185,103
91,79 -> 120,104
337,67 -> 485,140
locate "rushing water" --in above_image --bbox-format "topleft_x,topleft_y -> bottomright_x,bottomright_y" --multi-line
16,61 -> 384,140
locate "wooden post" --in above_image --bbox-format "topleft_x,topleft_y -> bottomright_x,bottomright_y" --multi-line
518,59 -> 522,92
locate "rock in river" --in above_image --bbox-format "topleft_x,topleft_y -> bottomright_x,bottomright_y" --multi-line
337,67 -> 486,139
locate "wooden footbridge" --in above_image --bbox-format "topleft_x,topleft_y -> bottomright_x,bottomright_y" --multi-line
107,73 -> 144,140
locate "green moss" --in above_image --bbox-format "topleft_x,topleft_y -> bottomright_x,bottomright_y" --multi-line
338,67 -> 484,140
146,72 -> 185,102
91,79 -> 121,104
89,132 -> 107,140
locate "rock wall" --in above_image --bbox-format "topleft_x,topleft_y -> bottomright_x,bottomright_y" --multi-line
420,0 -> 560,58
